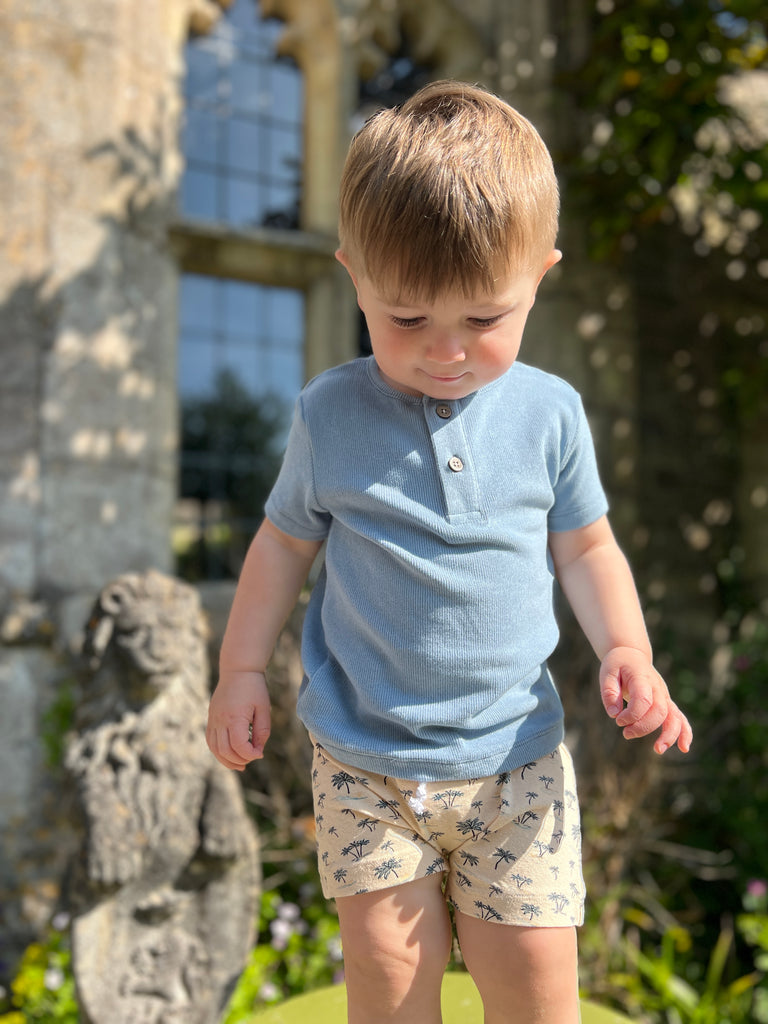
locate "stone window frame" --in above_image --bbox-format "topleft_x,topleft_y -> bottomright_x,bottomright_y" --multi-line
171,0 -> 347,385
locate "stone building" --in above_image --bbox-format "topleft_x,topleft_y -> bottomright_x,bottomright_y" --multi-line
1,0 -> 766,979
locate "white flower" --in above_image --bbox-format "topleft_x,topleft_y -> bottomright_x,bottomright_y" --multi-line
276,901 -> 301,922
44,966 -> 65,991
259,981 -> 280,1002
269,918 -> 294,950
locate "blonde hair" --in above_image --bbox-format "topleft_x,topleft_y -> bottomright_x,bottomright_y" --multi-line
338,80 -> 560,301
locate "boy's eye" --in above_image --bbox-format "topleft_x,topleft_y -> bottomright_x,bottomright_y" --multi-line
469,315 -> 504,328
390,316 -> 423,329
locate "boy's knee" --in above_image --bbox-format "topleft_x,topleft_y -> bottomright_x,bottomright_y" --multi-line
344,930 -> 448,993
339,881 -> 452,999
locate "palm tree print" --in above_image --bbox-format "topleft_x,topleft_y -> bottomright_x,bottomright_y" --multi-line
525,791 -> 539,805
455,870 -> 472,888
533,839 -> 551,857
375,798 -> 401,820
495,772 -> 511,786
374,858 -> 403,880
357,818 -> 377,832
513,810 -> 539,829
433,790 -> 462,809
519,762 -> 537,779
425,857 -> 446,875
493,847 -> 516,869
341,839 -> 370,861
511,873 -> 533,890
413,809 -> 433,824
471,799 -> 484,812
459,851 -> 480,868
488,884 -> 503,899
315,814 -> 324,832
456,817 -> 486,840
332,770 -> 357,793
333,868 -> 348,883
474,901 -> 503,922
538,775 -> 555,790
548,893 -> 571,914
521,903 -> 542,921
317,791 -> 326,807
553,799 -> 564,817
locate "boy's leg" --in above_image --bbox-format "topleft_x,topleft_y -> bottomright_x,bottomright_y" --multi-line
454,913 -> 580,1024
336,875 -> 453,1024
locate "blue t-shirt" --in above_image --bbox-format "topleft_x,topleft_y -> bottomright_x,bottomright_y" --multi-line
265,356 -> 608,781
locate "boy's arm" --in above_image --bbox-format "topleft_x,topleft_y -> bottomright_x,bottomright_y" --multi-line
206,518 -> 323,772
548,515 -> 692,755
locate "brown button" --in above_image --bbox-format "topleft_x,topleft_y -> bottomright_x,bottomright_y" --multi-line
448,456 -> 464,473
436,403 -> 452,419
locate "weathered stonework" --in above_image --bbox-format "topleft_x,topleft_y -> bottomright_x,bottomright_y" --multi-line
66,571 -> 259,1024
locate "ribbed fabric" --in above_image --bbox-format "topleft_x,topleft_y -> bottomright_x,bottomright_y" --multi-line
265,356 -> 608,782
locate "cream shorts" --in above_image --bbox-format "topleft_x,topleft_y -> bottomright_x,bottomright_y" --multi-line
310,739 -> 585,927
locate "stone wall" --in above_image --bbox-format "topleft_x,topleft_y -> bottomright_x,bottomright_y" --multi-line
0,0 -> 200,969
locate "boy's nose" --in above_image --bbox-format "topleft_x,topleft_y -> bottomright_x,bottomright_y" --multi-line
425,333 -> 466,363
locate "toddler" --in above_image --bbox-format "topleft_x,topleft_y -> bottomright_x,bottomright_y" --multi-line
206,81 -> 692,1024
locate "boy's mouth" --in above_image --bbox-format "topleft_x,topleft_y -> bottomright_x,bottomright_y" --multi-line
422,371 -> 468,384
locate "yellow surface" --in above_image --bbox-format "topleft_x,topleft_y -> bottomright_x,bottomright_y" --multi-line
251,974 -> 633,1022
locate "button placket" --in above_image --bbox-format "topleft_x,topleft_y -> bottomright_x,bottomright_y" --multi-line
423,397 -> 480,516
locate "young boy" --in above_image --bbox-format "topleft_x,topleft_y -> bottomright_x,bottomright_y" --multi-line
206,81 -> 692,1024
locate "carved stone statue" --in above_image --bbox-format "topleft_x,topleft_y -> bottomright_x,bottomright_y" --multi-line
65,570 -> 260,1024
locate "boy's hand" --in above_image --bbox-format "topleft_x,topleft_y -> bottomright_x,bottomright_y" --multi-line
206,670 -> 271,771
599,646 -> 692,755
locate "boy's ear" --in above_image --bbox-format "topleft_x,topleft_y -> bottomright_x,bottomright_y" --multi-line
335,249 -> 359,289
529,249 -> 562,307
539,248 -> 562,282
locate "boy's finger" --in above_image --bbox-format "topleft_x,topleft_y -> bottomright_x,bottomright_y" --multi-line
229,719 -> 259,760
250,705 -> 272,756
615,685 -> 654,727
206,726 -> 247,772
621,702 -> 666,739
599,669 -> 624,717
655,709 -> 693,755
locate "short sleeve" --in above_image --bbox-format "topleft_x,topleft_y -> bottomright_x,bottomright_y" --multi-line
547,399 -> 608,533
264,397 -> 332,541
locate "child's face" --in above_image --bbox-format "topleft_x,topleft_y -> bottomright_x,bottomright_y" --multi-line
338,250 -> 561,400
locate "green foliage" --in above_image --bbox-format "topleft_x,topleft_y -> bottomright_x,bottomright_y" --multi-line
673,614 -> 768,887
607,883 -> 768,1023
571,0 -> 768,256
222,890 -> 342,1022
40,680 -> 78,768
0,921 -> 78,1024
